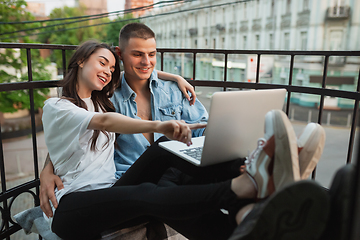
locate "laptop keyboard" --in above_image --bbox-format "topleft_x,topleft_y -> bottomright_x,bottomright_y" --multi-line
180,147 -> 203,161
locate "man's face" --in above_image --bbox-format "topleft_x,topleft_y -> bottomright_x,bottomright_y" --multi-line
119,37 -> 157,82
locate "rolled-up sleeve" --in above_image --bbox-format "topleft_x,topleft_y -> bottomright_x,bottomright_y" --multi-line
180,97 -> 208,137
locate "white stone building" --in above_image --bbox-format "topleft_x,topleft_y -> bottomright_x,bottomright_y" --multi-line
143,0 -> 360,109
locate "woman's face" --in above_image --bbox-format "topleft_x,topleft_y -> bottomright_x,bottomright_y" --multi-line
77,48 -> 116,98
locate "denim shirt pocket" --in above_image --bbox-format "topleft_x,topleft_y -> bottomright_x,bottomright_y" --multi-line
158,105 -> 182,120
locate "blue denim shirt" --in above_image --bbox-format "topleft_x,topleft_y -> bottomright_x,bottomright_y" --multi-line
110,71 -> 208,178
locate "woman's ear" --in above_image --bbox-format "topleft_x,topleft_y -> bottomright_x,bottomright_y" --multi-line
78,59 -> 84,68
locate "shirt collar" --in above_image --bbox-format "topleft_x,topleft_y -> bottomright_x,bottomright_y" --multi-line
120,75 -> 135,101
149,70 -> 159,88
120,70 -> 159,101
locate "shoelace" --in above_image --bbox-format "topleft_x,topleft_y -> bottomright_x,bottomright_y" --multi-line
245,138 -> 267,166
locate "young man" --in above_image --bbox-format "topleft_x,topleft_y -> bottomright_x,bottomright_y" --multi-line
111,22 -> 209,179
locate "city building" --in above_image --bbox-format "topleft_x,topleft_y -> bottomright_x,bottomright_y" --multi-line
125,0 -> 154,17
25,2 -> 51,58
142,0 -> 360,109
26,2 -> 46,19
76,0 -> 108,15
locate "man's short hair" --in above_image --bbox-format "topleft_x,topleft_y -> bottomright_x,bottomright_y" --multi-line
119,23 -> 155,51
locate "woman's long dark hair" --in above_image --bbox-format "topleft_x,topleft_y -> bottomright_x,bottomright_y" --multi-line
61,40 -> 121,151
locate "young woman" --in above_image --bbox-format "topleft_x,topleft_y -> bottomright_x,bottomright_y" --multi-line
42,40 -> 300,240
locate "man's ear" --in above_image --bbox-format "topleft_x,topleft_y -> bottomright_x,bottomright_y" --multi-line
115,46 -> 122,60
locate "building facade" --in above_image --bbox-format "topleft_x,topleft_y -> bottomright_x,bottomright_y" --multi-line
142,0 -> 360,109
125,0 -> 154,17
76,0 -> 108,15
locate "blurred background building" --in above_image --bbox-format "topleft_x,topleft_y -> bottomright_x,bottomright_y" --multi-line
125,0 -> 154,17
76,0 -> 108,15
142,0 -> 360,110
25,2 -> 46,19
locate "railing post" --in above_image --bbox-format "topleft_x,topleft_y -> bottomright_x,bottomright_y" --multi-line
192,52 -> 197,90
223,53 -> 228,91
286,55 -> 295,115
346,67 -> 360,164
62,49 -> 67,77
318,55 -> 329,124
26,49 -> 40,203
161,51 -> 164,71
0,124 -> 10,238
255,54 -> 261,83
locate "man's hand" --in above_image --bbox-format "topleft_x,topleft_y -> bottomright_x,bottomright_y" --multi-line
40,156 -> 64,218
157,120 -> 207,146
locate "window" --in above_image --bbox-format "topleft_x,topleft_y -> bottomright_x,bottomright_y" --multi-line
212,10 -> 216,25
194,39 -> 198,48
222,37 -> 225,49
300,31 -> 307,50
243,35 -> 247,49
333,0 -> 345,7
229,69 -> 234,81
205,38 -> 208,47
284,32 -> 290,50
231,36 -> 236,49
223,8 -> 226,22
329,30 -> 343,50
255,35 -> 260,49
303,0 -> 309,10
233,6 -> 236,22
244,2 -> 247,19
271,0 -> 275,16
213,38 -> 216,49
286,0 -> 291,14
256,0 -> 260,18
269,33 -> 274,50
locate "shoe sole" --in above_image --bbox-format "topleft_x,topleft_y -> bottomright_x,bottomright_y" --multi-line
272,110 -> 300,189
299,123 -> 326,179
229,181 -> 330,240
320,164 -> 355,240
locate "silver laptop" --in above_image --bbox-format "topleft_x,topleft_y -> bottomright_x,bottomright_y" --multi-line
159,88 -> 287,166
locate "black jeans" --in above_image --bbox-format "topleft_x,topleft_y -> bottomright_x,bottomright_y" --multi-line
52,137 -> 251,240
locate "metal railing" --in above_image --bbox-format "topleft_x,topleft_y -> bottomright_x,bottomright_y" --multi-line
0,43 -> 359,239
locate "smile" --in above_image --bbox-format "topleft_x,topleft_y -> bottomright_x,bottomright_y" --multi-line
98,76 -> 106,83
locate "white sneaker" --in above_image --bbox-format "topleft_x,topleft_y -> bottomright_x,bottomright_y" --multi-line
245,110 -> 300,199
297,123 -> 326,179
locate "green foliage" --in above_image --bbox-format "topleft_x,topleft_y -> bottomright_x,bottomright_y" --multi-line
103,14 -> 139,46
39,4 -> 110,70
0,0 -> 42,43
0,0 -> 51,113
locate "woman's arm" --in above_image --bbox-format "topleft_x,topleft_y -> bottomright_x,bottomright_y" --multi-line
89,113 -> 206,145
156,70 -> 196,105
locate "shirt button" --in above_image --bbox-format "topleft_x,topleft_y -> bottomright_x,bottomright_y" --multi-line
171,110 -> 175,115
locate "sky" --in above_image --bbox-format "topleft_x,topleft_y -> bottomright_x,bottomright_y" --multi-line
25,0 -> 126,16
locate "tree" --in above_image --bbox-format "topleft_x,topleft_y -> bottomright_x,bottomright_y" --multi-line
39,4 -> 110,71
0,0 -> 50,113
104,14 -> 139,46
